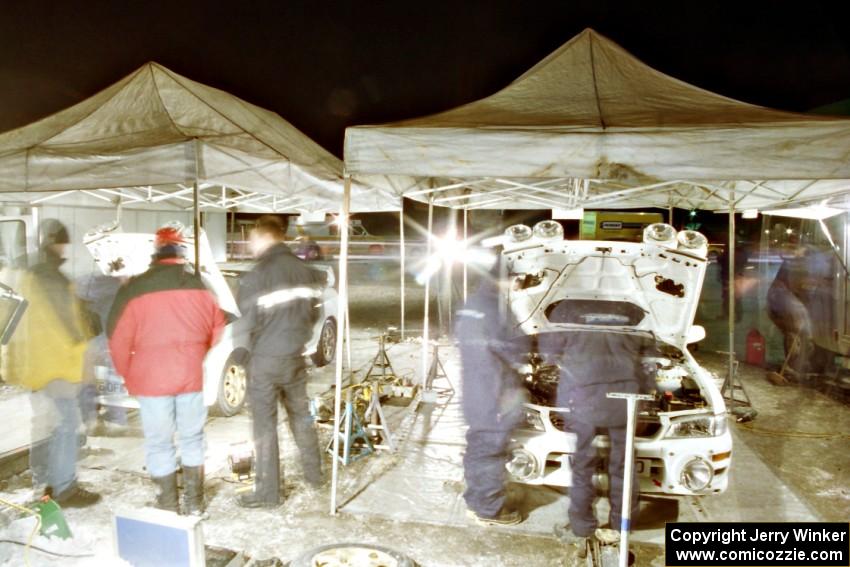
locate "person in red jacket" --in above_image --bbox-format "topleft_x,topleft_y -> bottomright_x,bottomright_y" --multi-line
107,226 -> 226,515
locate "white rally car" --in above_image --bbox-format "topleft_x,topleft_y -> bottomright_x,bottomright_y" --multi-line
85,225 -> 338,417
502,221 -> 731,496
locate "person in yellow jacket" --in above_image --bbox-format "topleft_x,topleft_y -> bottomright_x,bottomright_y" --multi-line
9,219 -> 101,507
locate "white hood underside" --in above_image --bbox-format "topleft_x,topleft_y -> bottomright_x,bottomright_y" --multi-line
505,240 -> 707,348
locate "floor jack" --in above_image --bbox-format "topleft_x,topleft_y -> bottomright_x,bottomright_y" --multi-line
583,392 -> 655,567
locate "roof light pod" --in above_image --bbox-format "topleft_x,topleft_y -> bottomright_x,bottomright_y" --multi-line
533,220 -> 564,241
505,224 -> 533,243
643,223 -> 677,247
677,230 -> 708,257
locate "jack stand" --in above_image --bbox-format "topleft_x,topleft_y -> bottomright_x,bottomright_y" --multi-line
720,351 -> 752,408
606,392 -> 654,567
363,387 -> 396,452
326,390 -> 373,465
363,334 -> 397,382
423,343 -> 454,402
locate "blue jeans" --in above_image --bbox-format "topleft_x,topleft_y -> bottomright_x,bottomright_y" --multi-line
30,380 -> 82,495
137,392 -> 207,478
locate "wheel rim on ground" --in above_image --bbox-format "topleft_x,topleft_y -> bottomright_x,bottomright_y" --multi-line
222,364 -> 247,408
311,546 -> 400,567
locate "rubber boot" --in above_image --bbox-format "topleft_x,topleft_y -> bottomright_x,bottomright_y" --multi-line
152,473 -> 178,513
182,465 -> 204,516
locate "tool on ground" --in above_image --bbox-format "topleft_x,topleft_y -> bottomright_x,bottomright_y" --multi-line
31,496 -> 71,539
585,531 -> 623,567
606,392 -> 654,567
766,333 -> 820,386
228,441 -> 255,481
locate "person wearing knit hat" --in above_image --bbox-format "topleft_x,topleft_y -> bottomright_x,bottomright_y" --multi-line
153,226 -> 187,260
9,219 -> 102,508
108,224 -> 226,515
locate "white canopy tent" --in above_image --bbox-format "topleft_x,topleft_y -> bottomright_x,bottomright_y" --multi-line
0,62 -> 403,214
334,28 -> 850,514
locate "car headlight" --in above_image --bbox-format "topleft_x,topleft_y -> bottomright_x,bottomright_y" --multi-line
667,414 -> 728,438
505,224 -> 533,243
643,223 -> 677,247
533,220 -> 564,241
506,448 -> 539,481
680,457 -> 714,491
677,230 -> 708,256
523,409 -> 546,432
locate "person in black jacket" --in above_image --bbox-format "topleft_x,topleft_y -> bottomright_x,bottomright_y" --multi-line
540,310 -> 656,548
236,215 -> 326,508
455,257 -> 529,526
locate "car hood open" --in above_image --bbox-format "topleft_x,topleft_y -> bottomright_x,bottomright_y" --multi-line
504,239 -> 707,348
84,228 -> 239,317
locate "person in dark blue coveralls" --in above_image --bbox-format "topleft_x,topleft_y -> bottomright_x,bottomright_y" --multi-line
540,306 -> 656,548
455,259 -> 529,526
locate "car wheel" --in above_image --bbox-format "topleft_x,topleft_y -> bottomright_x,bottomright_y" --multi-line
311,318 -> 336,367
211,355 -> 248,417
290,543 -> 416,567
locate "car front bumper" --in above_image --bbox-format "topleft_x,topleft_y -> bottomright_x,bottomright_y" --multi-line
508,405 -> 732,496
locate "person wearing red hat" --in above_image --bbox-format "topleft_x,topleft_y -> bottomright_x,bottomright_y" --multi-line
108,225 -> 226,515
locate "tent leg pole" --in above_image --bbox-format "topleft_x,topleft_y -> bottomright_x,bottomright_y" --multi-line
668,206 -> 674,225
463,208 -> 468,304
422,197 -> 434,385
728,195 -> 735,396
400,202 -> 406,340
330,174 -> 352,515
193,180 -> 201,276
345,301 -> 352,377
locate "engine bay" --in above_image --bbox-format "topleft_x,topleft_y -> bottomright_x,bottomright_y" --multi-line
521,341 -> 709,430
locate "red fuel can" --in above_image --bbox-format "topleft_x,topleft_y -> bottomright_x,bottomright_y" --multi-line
746,328 -> 766,367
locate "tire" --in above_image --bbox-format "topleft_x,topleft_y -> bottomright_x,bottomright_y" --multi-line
211,354 -> 248,417
289,543 -> 416,567
311,318 -> 336,367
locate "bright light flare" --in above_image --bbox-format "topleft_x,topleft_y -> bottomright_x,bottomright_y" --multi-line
415,231 -> 496,285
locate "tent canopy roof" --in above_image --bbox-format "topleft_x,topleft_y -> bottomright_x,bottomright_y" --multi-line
0,62 -> 400,212
345,29 -> 850,212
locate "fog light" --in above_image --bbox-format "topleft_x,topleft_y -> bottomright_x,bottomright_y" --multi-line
677,230 -> 708,256
505,224 -> 533,243
680,457 -> 713,491
533,220 -> 564,241
643,223 -> 677,247
524,409 -> 546,432
506,448 -> 539,481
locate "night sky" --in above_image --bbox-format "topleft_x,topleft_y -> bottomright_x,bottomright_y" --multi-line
1,0 -> 849,158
